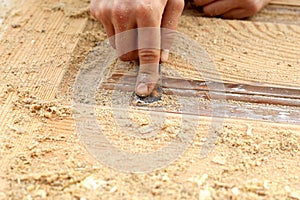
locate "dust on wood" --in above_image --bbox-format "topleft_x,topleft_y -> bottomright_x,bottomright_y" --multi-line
0,0 -> 299,199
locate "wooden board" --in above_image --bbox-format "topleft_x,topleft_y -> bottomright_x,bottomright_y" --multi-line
97,12 -> 300,124
0,0 -> 300,198
271,0 -> 300,6
0,0 -> 88,193
101,73 -> 300,124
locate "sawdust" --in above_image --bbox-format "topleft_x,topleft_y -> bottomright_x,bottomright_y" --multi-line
94,107 -> 183,153
95,89 -> 185,112
58,19 -> 107,101
178,10 -> 300,87
12,90 -> 72,120
0,0 -> 300,199
250,4 -> 300,25
42,0 -> 91,18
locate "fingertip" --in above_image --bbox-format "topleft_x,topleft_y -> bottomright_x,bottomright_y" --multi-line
161,49 -> 170,62
135,83 -> 151,97
135,64 -> 160,97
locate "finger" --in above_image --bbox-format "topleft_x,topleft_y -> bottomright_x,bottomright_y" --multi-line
90,0 -> 101,18
221,8 -> 252,19
135,2 -> 165,97
203,0 -> 237,16
193,0 -> 215,6
90,1 -> 116,48
161,0 -> 184,62
114,28 -> 138,61
103,22 -> 116,49
112,5 -> 138,61
136,27 -> 161,97
221,0 -> 271,19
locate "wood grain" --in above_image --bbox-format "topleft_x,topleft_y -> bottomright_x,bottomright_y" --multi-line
271,0 -> 300,6
101,74 -> 300,107
0,0 -> 87,192
0,0 -> 299,198
0,2 -> 87,133
177,16 -> 300,89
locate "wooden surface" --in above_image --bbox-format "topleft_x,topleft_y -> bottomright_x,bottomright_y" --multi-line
0,0 -> 300,197
101,73 -> 300,124
0,0 -> 298,160
271,0 -> 300,6
98,8 -> 300,124
0,0 -> 88,192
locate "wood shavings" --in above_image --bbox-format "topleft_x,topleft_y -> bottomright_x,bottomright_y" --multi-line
212,156 -> 227,165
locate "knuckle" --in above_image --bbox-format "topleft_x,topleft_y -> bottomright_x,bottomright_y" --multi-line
245,0 -> 261,14
89,0 -> 96,16
172,0 -> 185,12
90,5 -> 100,18
139,49 -> 160,63
111,4 -> 128,19
136,1 -> 158,18
89,6 -> 96,16
90,3 -> 109,21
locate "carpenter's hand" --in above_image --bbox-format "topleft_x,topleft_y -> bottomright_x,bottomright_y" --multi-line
90,0 -> 184,97
193,0 -> 271,19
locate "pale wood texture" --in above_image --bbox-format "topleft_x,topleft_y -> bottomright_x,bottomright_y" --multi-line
176,16 -> 300,88
271,0 -> 300,6
98,12 -> 300,124
0,0 -> 87,192
0,0 -> 300,198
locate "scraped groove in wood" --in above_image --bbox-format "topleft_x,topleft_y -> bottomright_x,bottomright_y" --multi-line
106,74 -> 300,98
90,104 -> 300,124
271,0 -> 300,6
101,74 -> 300,107
151,104 -> 298,124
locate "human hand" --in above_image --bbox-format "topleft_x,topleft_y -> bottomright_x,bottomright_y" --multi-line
193,0 -> 271,19
90,0 -> 184,97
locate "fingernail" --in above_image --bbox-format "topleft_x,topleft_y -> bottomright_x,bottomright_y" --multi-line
161,49 -> 170,62
136,83 -> 149,97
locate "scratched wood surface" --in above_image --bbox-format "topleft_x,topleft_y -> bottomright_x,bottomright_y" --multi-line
98,8 -> 300,124
0,0 -> 300,198
0,0 -> 88,193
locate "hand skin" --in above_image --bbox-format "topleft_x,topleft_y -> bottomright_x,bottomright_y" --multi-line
193,0 -> 271,19
90,0 -> 184,97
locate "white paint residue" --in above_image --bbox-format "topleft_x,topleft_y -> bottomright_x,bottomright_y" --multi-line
231,87 -> 246,92
278,111 -> 290,119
